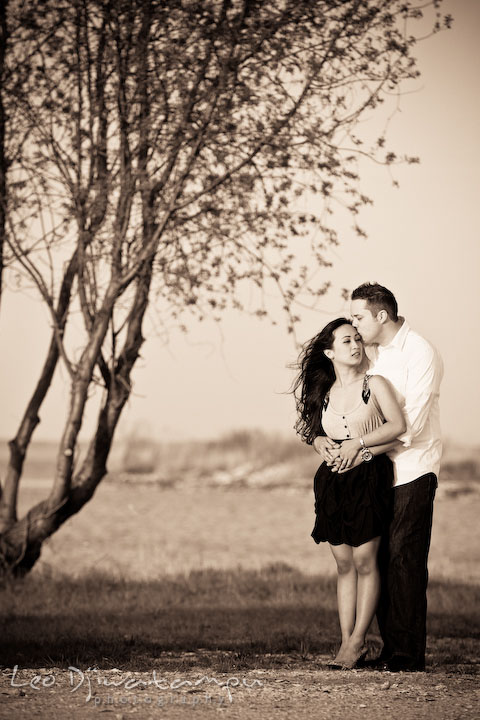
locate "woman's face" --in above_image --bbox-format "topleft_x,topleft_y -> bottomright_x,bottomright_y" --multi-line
328,324 -> 363,366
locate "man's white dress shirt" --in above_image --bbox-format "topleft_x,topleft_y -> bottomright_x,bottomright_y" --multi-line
368,318 -> 443,487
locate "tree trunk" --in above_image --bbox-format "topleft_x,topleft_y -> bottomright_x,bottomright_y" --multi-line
0,252 -> 79,532
0,0 -> 7,310
0,262 -> 153,577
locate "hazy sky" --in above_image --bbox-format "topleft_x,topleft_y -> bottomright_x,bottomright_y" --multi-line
1,0 -> 479,448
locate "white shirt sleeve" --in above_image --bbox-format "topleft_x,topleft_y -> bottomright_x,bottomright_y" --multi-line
397,344 -> 442,447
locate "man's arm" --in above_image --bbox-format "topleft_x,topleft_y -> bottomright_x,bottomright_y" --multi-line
335,440 -> 402,474
398,344 -> 443,446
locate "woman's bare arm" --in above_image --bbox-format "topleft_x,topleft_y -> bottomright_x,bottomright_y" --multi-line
334,440 -> 402,474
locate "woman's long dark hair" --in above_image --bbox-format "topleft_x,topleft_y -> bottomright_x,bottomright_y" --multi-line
292,318 -> 352,445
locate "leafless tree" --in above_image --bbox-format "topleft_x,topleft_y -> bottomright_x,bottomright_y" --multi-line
0,0 -> 450,575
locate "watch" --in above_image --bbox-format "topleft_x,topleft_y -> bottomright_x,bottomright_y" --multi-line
361,447 -> 373,462
359,437 -> 373,462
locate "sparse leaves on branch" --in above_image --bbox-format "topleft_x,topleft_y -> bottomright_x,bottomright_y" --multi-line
0,0 -> 450,574
4,0 -> 448,329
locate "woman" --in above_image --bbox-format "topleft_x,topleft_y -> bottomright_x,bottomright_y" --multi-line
293,318 -> 405,669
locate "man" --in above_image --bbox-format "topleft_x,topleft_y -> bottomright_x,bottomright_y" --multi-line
315,282 -> 443,671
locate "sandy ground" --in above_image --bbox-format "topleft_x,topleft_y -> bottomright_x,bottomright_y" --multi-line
3,474 -> 479,717
1,660 -> 478,720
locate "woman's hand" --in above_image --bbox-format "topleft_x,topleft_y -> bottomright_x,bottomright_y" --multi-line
336,452 -> 364,474
335,438 -> 361,472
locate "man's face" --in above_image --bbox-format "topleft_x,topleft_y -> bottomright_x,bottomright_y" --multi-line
350,299 -> 382,344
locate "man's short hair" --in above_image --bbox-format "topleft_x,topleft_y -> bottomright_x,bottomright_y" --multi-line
351,282 -> 399,322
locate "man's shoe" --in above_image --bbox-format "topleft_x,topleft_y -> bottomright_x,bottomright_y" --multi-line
363,657 -> 389,670
385,655 -> 425,673
362,649 -> 392,670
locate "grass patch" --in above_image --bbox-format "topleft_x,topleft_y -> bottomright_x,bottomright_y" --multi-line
1,564 -> 479,671
118,428 -> 319,483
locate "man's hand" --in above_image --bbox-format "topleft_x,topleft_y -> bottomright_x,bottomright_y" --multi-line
313,436 -> 341,465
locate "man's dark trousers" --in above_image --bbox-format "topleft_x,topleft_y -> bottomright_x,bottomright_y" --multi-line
376,473 -> 437,670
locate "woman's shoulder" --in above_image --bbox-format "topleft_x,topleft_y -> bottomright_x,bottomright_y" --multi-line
365,373 -> 395,400
366,373 -> 388,390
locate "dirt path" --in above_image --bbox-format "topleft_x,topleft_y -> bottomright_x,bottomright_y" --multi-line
1,659 -> 477,720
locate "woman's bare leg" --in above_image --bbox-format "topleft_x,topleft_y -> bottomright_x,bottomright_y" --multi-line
329,543 -> 356,661
342,536 -> 381,664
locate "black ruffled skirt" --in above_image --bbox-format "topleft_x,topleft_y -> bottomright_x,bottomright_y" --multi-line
311,454 -> 393,547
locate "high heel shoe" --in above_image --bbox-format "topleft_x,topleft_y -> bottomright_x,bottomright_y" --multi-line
340,647 -> 369,670
326,643 -> 350,669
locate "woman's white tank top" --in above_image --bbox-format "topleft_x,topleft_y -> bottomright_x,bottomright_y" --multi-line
321,375 -> 385,440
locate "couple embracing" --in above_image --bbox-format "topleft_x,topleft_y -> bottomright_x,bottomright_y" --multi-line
294,282 -> 443,672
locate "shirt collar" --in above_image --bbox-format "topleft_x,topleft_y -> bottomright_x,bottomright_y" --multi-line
378,317 -> 410,353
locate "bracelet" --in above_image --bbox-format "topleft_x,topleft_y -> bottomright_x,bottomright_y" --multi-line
358,436 -> 372,462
